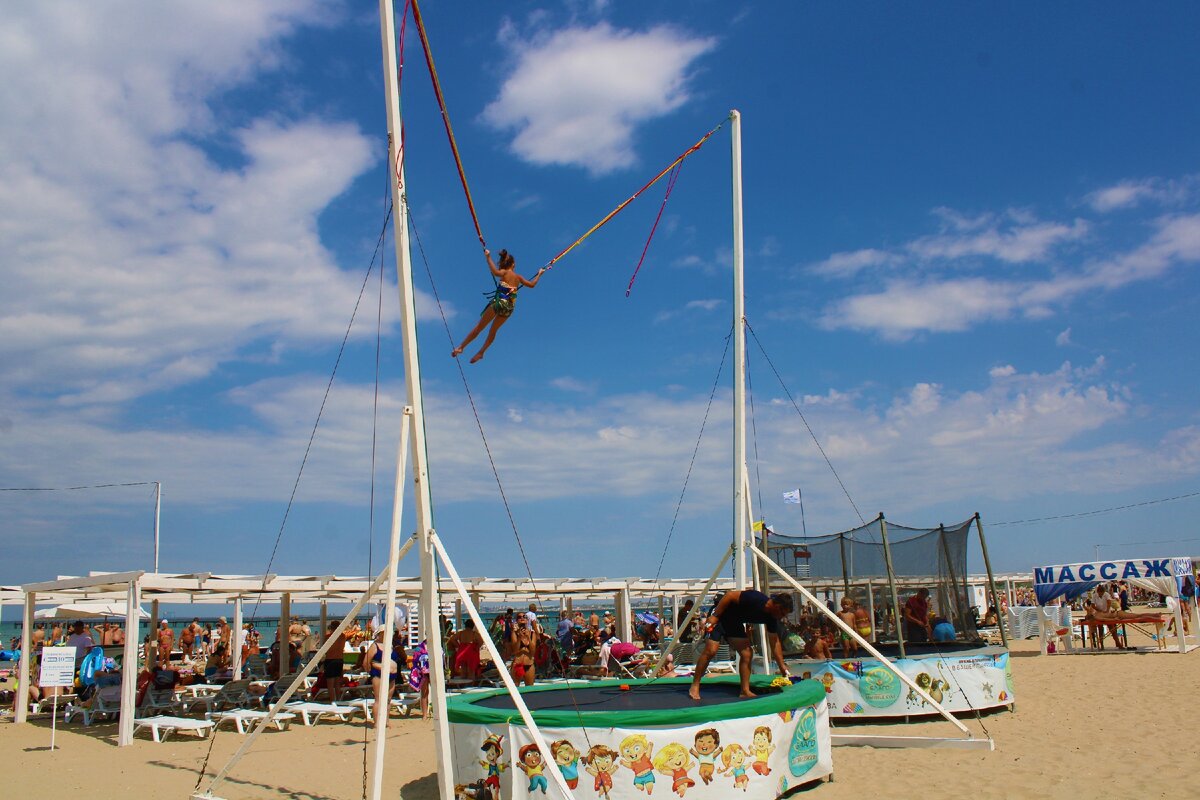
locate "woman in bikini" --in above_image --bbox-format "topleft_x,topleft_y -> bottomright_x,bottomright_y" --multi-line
452,248 -> 545,363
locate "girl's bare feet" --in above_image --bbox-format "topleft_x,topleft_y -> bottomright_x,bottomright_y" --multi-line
470,352 -> 484,364
451,346 -> 464,357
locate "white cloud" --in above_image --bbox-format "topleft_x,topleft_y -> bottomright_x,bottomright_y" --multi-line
810,248 -> 898,277
482,23 -> 716,175
1085,177 -> 1195,213
1056,327 -> 1073,347
654,298 -> 723,324
550,376 -> 594,393
819,210 -> 1200,338
0,2 -> 466,407
908,216 -> 1088,264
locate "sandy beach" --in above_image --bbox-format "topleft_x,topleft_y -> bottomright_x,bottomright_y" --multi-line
2,636 -> 1195,799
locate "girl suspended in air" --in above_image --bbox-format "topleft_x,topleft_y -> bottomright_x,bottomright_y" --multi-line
452,248 -> 545,363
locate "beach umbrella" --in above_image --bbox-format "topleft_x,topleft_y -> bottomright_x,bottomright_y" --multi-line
635,612 -> 660,625
34,602 -> 151,620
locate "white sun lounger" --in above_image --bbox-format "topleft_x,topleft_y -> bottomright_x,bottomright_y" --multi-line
284,701 -> 358,726
134,715 -> 216,742
207,708 -> 297,734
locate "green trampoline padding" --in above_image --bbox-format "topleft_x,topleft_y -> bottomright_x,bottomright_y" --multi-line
446,675 -> 826,729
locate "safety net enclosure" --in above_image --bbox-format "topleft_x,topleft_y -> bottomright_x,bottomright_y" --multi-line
762,514 -> 983,644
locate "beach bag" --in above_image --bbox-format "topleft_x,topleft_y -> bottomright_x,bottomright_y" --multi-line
78,646 -> 105,687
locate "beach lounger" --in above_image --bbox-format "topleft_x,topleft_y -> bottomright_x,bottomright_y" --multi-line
64,685 -> 122,725
207,708 -> 297,733
333,696 -> 413,722
134,715 -> 215,742
182,679 -> 256,714
139,687 -> 185,716
284,701 -> 358,726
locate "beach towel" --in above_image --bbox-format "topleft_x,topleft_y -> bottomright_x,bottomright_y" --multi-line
78,646 -> 106,687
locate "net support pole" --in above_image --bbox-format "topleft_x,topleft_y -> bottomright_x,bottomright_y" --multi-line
838,533 -> 851,598
657,545 -> 734,671
749,543 -> 974,737
429,532 -> 579,800
866,581 -> 877,643
197,542 -> 415,800
973,514 -> 1008,648
879,514 -> 907,659
938,525 -> 969,636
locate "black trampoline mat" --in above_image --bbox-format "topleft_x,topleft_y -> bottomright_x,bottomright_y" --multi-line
473,682 -> 778,713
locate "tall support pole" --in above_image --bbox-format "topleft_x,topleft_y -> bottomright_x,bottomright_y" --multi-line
370,406 -> 412,800
118,579 -> 140,746
153,481 -> 161,574
879,514 -> 907,659
730,108 -> 747,591
378,3 -> 452,796
15,591 -> 34,724
973,514 -> 1009,647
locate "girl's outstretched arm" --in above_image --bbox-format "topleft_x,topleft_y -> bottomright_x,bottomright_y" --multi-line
520,267 -> 547,288
485,249 -> 502,277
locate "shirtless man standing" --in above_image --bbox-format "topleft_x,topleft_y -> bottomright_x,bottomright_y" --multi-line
180,618 -> 200,660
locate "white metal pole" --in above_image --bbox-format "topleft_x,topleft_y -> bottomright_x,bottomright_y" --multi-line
377,3 -> 452,796
153,481 -> 161,573
750,542 -> 974,737
370,407 -> 412,800
731,108 -> 747,591
430,533 -> 579,800
657,545 -> 734,671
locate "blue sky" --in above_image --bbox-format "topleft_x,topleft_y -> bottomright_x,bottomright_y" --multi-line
3,1 -> 1200,589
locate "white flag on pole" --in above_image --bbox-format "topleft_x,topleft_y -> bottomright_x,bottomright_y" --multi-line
782,489 -> 801,504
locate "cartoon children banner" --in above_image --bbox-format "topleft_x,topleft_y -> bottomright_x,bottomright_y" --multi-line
789,651 -> 1013,719
448,701 -> 832,799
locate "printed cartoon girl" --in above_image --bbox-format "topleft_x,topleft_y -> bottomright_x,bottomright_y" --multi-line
477,734 -> 508,800
652,743 -> 696,797
717,743 -> 750,791
582,744 -> 621,799
749,726 -> 775,776
550,739 -> 581,790
516,744 -> 549,794
619,734 -> 656,794
689,729 -> 723,785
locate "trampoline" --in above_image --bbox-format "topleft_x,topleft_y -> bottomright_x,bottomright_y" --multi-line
447,676 -> 833,798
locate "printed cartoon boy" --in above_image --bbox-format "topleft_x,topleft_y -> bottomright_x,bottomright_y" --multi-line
478,734 -> 508,800
550,739 -> 581,790
582,744 -> 621,799
652,743 -> 696,797
749,726 -> 774,775
619,734 -> 656,794
516,743 -> 549,794
717,743 -> 750,791
689,728 -> 723,785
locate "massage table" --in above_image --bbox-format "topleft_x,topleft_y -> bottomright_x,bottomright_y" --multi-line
1075,615 -> 1166,650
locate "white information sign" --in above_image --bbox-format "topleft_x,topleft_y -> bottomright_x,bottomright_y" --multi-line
39,646 -> 77,687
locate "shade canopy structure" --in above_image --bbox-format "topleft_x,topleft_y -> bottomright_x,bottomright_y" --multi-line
34,601 -> 150,620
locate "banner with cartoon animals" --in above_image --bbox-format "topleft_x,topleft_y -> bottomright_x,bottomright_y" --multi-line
788,651 -> 1014,719
449,702 -> 832,800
